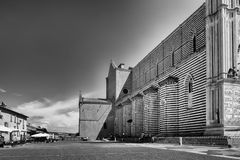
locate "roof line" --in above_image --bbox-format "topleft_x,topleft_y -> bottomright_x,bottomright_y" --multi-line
0,107 -> 28,118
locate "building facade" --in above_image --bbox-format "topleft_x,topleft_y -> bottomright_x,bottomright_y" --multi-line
78,98 -> 112,140
0,104 -> 28,142
80,0 -> 240,139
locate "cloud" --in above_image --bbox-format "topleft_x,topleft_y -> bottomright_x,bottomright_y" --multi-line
29,116 -> 45,121
0,88 -> 6,93
82,90 -> 103,98
15,97 -> 79,133
42,97 -> 51,103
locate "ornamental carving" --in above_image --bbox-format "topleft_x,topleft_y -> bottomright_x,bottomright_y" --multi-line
224,85 -> 240,126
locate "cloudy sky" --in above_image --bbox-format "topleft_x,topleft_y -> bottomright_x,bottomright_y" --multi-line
0,0 -> 204,133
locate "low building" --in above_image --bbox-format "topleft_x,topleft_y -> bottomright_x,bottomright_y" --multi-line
27,123 -> 38,137
79,97 -> 112,140
0,103 -> 28,143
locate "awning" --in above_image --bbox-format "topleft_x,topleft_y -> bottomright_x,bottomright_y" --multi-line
31,133 -> 50,138
0,125 -> 12,132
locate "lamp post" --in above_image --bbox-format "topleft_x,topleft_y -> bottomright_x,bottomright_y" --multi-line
78,91 -> 83,137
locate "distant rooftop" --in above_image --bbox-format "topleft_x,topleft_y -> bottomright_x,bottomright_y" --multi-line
0,105 -> 28,119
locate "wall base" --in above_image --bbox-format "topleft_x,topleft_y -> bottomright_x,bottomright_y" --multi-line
204,125 -> 240,147
154,136 -> 240,147
205,124 -> 240,137
204,124 -> 224,136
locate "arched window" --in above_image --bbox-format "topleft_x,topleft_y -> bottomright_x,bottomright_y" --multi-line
104,122 -> 107,129
238,44 -> 240,67
171,51 -> 175,67
184,74 -> 194,109
193,35 -> 197,53
188,78 -> 193,93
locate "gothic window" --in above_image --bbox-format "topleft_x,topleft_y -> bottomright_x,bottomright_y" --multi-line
238,44 -> 240,67
184,74 -> 194,109
193,35 -> 197,53
188,78 -> 193,93
171,51 -> 175,67
104,122 -> 107,129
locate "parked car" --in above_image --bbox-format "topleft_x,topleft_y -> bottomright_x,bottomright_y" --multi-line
81,137 -> 88,141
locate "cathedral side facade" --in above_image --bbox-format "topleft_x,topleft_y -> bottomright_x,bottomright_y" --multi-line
80,0 -> 240,140
113,0 -> 240,137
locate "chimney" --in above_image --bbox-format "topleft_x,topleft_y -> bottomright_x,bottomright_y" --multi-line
118,63 -> 125,69
0,102 -> 6,108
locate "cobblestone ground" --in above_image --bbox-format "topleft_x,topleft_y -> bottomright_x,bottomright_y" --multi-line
0,142 -> 238,160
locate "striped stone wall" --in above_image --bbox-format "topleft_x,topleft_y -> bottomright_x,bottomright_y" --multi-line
141,50 -> 206,136
116,50 -> 207,137
176,52 -> 207,136
118,107 -> 123,136
122,103 -> 132,136
115,97 -> 144,137
132,3 -> 206,136
115,3 -> 207,137
158,82 -> 179,136
162,51 -> 207,136
132,3 -> 206,93
132,96 -> 144,137
143,91 -> 159,136
114,106 -> 122,136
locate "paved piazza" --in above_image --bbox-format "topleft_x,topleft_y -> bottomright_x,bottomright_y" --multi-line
0,142 -> 239,160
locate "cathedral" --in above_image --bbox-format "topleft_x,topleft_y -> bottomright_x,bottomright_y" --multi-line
79,0 -> 240,141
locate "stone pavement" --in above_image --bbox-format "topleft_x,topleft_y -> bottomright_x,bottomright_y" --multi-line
0,142 -> 240,160
126,143 -> 240,159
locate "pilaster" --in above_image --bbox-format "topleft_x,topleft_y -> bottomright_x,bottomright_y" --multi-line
205,0 -> 240,136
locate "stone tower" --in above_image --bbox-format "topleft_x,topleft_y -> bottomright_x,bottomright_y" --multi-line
206,0 -> 240,136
